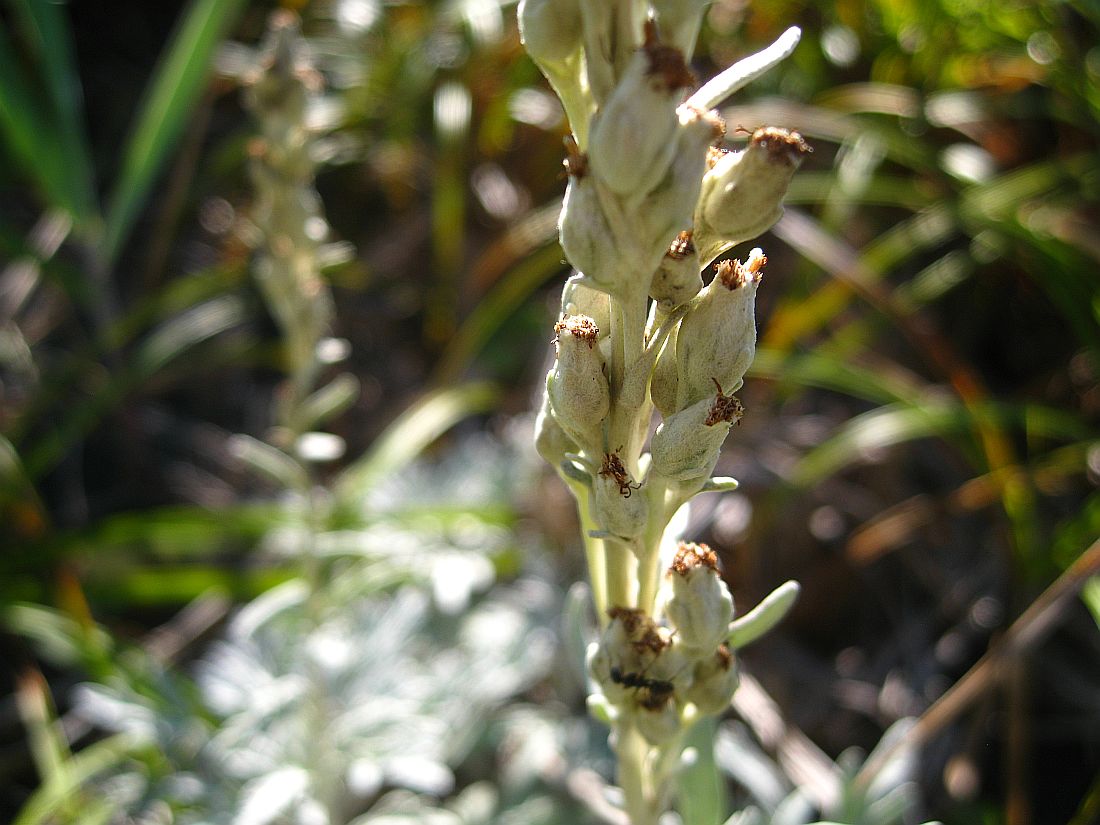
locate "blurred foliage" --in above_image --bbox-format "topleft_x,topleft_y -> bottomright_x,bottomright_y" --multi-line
0,0 -> 1098,823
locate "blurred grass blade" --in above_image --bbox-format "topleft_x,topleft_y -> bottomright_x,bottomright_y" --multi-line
229,434 -> 308,492
15,672 -> 69,809
81,564 -> 292,607
432,242 -> 564,385
59,503 -> 289,560
12,731 -> 137,825
289,373 -> 360,434
337,382 -> 499,500
749,348 -> 924,407
102,0 -> 247,264
791,400 -> 1093,487
23,296 -> 246,481
0,432 -> 45,522
0,26 -> 81,218
8,0 -> 97,223
4,604 -> 113,670
1082,576 -> 1100,629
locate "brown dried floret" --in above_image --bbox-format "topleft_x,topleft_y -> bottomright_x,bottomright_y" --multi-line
682,105 -> 726,142
606,607 -> 668,656
553,314 -> 599,348
666,230 -> 695,260
671,541 -> 720,575
607,606 -> 646,634
642,20 -> 696,92
714,249 -> 766,290
751,126 -> 812,161
714,642 -> 733,671
704,378 -> 745,426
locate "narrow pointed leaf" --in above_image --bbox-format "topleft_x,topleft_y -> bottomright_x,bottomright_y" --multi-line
102,0 -> 247,263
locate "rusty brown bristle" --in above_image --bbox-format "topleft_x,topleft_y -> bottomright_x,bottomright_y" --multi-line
751,126 -> 812,161
671,541 -> 720,575
555,315 -> 599,347
667,230 -> 695,260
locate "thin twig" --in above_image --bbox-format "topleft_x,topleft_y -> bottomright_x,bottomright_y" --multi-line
732,670 -> 841,810
854,538 -> 1100,788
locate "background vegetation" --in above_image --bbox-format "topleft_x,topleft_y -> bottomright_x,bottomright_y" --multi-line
1,0 -> 1098,823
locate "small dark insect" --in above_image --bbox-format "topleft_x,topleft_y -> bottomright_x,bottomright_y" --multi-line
610,665 -> 675,710
599,450 -> 641,498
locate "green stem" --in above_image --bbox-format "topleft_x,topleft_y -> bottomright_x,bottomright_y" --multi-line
636,477 -> 669,615
570,478 -> 609,624
605,540 -> 637,608
617,721 -> 659,825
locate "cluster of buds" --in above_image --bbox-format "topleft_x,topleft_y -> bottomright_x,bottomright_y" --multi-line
587,545 -> 738,747
585,544 -> 799,807
243,11 -> 334,407
522,2 -> 805,822
526,2 -> 812,519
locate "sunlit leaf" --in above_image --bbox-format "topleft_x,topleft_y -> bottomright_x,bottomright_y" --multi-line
337,382 -> 500,500
102,0 -> 248,264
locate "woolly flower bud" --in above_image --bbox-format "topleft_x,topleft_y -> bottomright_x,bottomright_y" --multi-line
558,146 -> 619,290
650,231 -> 702,311
587,26 -> 695,200
533,392 -> 577,469
588,607 -> 666,701
694,127 -> 810,263
665,543 -> 734,655
517,0 -> 582,69
637,105 -> 724,263
634,698 -> 681,745
672,250 -> 764,410
561,274 -> 611,340
547,315 -> 609,449
651,0 -> 709,56
591,452 -> 647,539
649,382 -> 743,482
686,643 -> 739,714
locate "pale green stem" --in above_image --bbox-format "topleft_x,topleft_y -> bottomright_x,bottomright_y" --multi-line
636,477 -> 669,615
569,477 -> 609,625
605,540 -> 637,608
609,295 -> 628,416
608,285 -> 651,471
617,721 -> 659,825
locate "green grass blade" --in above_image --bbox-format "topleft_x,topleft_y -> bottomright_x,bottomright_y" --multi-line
336,382 -> 500,501
101,0 -> 247,264
0,26 -> 79,217
749,348 -> 925,407
11,732 -> 139,825
431,205 -> 563,386
8,0 -> 97,223
790,400 -> 1094,487
21,295 -> 247,481
4,603 -> 114,670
